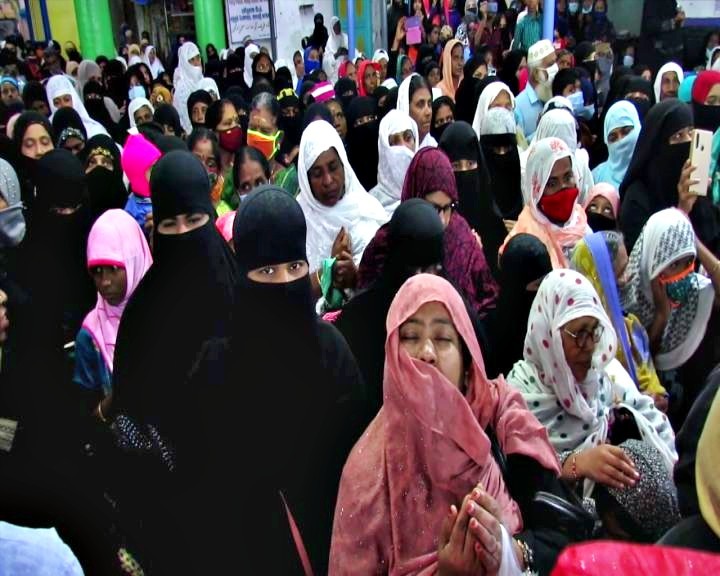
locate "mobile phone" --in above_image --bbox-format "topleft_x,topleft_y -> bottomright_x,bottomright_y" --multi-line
690,128 -> 713,196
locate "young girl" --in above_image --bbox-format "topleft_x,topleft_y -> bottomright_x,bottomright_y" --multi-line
73,209 -> 152,421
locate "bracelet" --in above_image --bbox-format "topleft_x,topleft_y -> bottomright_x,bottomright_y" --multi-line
315,268 -> 322,286
571,452 -> 579,482
515,538 -> 534,572
97,402 -> 107,423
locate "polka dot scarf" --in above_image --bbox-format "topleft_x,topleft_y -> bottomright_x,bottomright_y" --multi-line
508,269 -> 677,496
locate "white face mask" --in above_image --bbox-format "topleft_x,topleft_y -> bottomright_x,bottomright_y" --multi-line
543,63 -> 559,84
567,90 -> 584,112
568,2 -> 579,13
623,55 -> 635,67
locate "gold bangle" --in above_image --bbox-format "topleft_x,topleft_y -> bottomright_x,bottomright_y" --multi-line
97,402 -> 107,423
315,268 -> 322,286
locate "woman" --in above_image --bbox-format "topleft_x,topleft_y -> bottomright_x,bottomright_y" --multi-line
233,146 -> 270,203
153,184 -> 366,574
356,60 -> 380,97
503,137 -> 588,269
369,109 -> 418,216
336,199 -> 444,419
571,230 -> 668,406
493,234 -> 553,378
186,89 -> 213,130
186,128 -> 224,213
331,273 -> 571,575
51,107 -> 87,156
83,134 -> 128,221
82,80 -> 121,142
453,56 -> 487,123
247,91 -> 298,196
654,62 -> 684,102
173,42 -> 205,134
143,45 -> 165,80
498,49 -> 527,96
437,38 -> 464,100
398,73 -> 436,148
334,76 -> 357,111
692,70 -> 720,132
153,103 -> 184,139
12,111 -> 54,210
297,119 -> 387,300
127,97 -> 154,130
431,95 -> 455,141
120,132 -> 162,229
622,209 -> 720,374
479,107 -> 524,223
359,147 -> 499,317
583,183 -> 620,232
526,107 -> 595,203
112,150 -> 236,439
471,80 -> 514,141
618,99 -> 713,253
345,96 -> 380,190
73,209 -> 152,420
592,100 -> 641,191
46,74 -> 109,138
507,269 -> 677,500
204,99 -> 243,185
251,51 -> 275,87
395,54 -> 414,85
439,121 -> 507,279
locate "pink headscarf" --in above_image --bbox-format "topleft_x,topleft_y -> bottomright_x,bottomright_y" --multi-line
329,274 -> 560,574
215,210 -> 236,243
583,182 -> 620,219
120,133 -> 162,198
82,209 -> 153,371
502,137 -> 589,268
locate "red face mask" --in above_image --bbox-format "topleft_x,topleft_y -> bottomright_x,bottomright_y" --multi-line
218,126 -> 244,153
538,186 -> 579,224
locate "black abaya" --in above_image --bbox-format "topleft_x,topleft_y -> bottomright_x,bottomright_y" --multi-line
346,96 -> 380,190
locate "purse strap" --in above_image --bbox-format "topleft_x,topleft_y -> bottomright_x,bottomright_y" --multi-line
280,490 -> 315,576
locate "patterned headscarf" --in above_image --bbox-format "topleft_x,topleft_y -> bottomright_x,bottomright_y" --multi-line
621,208 -> 714,370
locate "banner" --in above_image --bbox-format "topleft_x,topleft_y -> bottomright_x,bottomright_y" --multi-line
225,0 -> 272,45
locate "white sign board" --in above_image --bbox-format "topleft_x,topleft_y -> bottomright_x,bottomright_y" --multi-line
226,0 -> 272,46
681,0 -> 720,18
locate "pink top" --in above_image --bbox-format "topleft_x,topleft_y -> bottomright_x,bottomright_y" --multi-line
329,274 -> 560,574
82,209 -> 153,371
215,210 -> 236,243
120,133 -> 162,198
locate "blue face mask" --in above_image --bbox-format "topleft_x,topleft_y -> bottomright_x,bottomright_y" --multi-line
567,90 -> 584,112
568,2 -> 579,13
577,104 -> 595,120
304,59 -> 320,75
128,85 -> 145,101
607,125 -> 638,173
623,55 -> 634,67
488,1 -> 498,12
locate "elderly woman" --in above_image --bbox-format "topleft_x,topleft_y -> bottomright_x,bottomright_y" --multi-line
297,119 -> 387,307
507,269 -> 677,503
368,109 -> 418,216
502,137 -> 588,269
571,231 -> 668,411
331,273 -> 578,575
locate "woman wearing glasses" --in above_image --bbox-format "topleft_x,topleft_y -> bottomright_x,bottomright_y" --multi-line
358,147 -> 499,318
507,269 -> 677,505
502,137 -> 589,269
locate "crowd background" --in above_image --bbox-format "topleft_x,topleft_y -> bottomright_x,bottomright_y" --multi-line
0,0 -> 720,574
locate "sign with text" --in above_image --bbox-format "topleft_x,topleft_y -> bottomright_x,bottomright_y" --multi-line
226,0 -> 272,46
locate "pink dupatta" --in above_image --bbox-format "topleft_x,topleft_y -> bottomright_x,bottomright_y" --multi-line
329,274 -> 560,575
82,209 -> 152,371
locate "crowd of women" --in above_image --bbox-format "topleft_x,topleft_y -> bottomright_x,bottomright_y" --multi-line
1,0 -> 720,574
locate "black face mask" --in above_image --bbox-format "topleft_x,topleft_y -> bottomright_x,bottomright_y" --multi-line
626,97 -> 651,122
650,140 -> 691,207
693,102 -> 720,133
431,121 -> 452,142
586,210 -> 617,232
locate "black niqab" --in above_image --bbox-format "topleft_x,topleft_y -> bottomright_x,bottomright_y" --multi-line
480,131 -> 523,220
83,134 -> 128,221
346,96 -> 380,190
334,77 -> 357,112
498,49 -> 525,95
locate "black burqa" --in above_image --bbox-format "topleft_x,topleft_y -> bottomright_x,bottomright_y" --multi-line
334,77 -> 358,112
153,103 -> 184,138
619,99 -> 720,254
492,233 -> 552,377
51,106 -> 87,147
439,121 -> 506,278
11,111 -> 54,214
112,150 -> 237,444
346,96 -> 380,190
480,126 -> 523,221
454,55 -> 486,123
498,49 -> 525,96
176,185 -> 366,574
82,80 -> 120,142
83,134 -> 128,221
336,198 -> 444,419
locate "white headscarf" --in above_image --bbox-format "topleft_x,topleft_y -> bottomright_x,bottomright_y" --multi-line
654,62 -> 684,102
198,77 -> 220,100
297,120 -> 388,271
398,73 -> 437,149
472,80 -> 515,139
128,97 -> 154,129
373,49 -> 389,64
174,42 -> 204,134
480,106 -> 517,136
369,110 -> 419,216
244,43 -> 260,88
507,269 -> 677,497
327,16 -> 348,56
527,107 -> 594,201
144,45 -> 165,80
707,46 -> 720,69
621,208 -> 714,370
46,75 -> 109,138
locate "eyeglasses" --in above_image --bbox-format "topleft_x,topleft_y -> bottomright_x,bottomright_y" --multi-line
429,201 -> 457,215
563,324 -> 604,349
